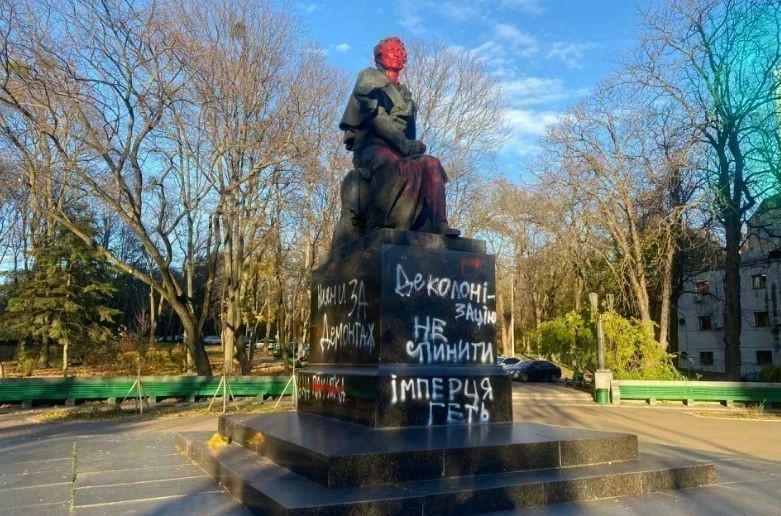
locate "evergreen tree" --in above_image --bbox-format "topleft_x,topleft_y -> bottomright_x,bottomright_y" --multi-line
1,219 -> 119,375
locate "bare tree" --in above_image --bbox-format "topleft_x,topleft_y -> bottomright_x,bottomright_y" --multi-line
539,80 -> 701,349
628,0 -> 781,377
403,39 -> 508,234
166,0 -> 349,374
0,0 -> 216,374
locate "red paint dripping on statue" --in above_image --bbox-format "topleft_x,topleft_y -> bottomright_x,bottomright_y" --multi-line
374,36 -> 407,85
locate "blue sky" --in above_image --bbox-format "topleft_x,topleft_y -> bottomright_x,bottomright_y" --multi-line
296,0 -> 655,181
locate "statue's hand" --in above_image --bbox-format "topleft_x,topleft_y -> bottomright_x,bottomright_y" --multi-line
408,140 -> 426,156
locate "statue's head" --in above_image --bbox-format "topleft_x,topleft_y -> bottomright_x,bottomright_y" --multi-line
374,37 -> 407,73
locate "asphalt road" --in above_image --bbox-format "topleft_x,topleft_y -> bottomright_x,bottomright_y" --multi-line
511,390 -> 781,461
0,393 -> 779,515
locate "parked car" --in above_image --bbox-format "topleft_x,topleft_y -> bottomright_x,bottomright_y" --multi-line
271,342 -> 304,359
156,334 -> 183,343
244,339 -> 269,350
286,344 -> 310,367
500,357 -> 523,368
202,335 -> 221,346
505,360 -> 561,382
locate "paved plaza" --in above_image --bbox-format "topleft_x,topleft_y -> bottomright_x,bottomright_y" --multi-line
0,385 -> 778,515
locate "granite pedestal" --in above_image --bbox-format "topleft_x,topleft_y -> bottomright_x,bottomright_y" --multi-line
176,230 -> 715,514
298,229 -> 511,428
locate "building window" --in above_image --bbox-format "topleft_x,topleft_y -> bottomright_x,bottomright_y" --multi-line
752,274 -> 767,289
755,311 -> 770,327
757,350 -> 773,366
695,280 -> 710,294
698,315 -> 712,330
700,351 -> 714,366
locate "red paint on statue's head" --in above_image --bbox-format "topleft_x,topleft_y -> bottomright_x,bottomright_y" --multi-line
374,37 -> 407,84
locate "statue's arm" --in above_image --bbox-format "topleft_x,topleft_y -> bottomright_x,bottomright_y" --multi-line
369,109 -> 423,156
340,69 -> 425,156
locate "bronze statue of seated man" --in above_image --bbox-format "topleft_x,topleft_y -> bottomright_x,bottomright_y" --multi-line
332,36 -> 460,250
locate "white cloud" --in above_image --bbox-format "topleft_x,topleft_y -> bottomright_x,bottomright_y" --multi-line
301,3 -> 321,14
395,0 -> 544,35
438,3 -> 482,21
547,41 -> 597,69
335,43 -> 351,53
505,108 -> 562,136
397,0 -> 425,33
500,77 -> 589,107
469,40 -> 515,77
499,0 -> 545,14
502,107 -> 563,156
494,23 -> 538,57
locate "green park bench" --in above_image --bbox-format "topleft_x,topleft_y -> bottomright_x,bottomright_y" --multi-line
611,380 -> 781,406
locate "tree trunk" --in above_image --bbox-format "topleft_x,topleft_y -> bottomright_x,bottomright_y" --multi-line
497,288 -> 508,356
222,299 -> 250,375
180,316 -> 211,376
657,236 -> 676,350
531,291 -> 543,329
723,214 -> 742,380
38,336 -> 50,368
148,287 -> 157,347
264,301 -> 273,351
248,321 -> 259,364
222,220 -> 236,376
509,277 -> 516,357
221,209 -> 250,375
277,283 -> 289,375
185,346 -> 194,373
62,342 -> 68,377
573,270 -> 584,311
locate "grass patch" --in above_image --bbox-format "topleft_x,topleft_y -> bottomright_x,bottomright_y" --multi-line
35,398 -> 289,423
1,346 -> 286,378
691,403 -> 781,421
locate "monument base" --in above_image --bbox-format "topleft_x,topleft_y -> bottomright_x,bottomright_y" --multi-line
297,364 -> 512,427
303,229 -> 511,428
175,412 -> 715,514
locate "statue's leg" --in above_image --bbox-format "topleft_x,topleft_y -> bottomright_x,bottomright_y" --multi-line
363,147 -> 418,232
331,170 -> 364,249
420,157 -> 460,236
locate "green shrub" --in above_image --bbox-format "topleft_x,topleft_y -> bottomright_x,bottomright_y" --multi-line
117,351 -> 141,374
143,347 -> 176,374
117,347 -> 182,375
601,314 -> 679,380
169,345 -> 187,373
532,310 -> 679,380
82,341 -> 117,366
116,329 -> 141,354
536,309 -> 596,373
14,350 -> 39,377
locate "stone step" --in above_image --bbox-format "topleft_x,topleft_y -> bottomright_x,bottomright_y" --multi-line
217,413 -> 638,488
175,431 -> 715,515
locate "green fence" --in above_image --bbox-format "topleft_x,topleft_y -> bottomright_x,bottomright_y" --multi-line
0,375 -> 290,403
611,380 -> 781,405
